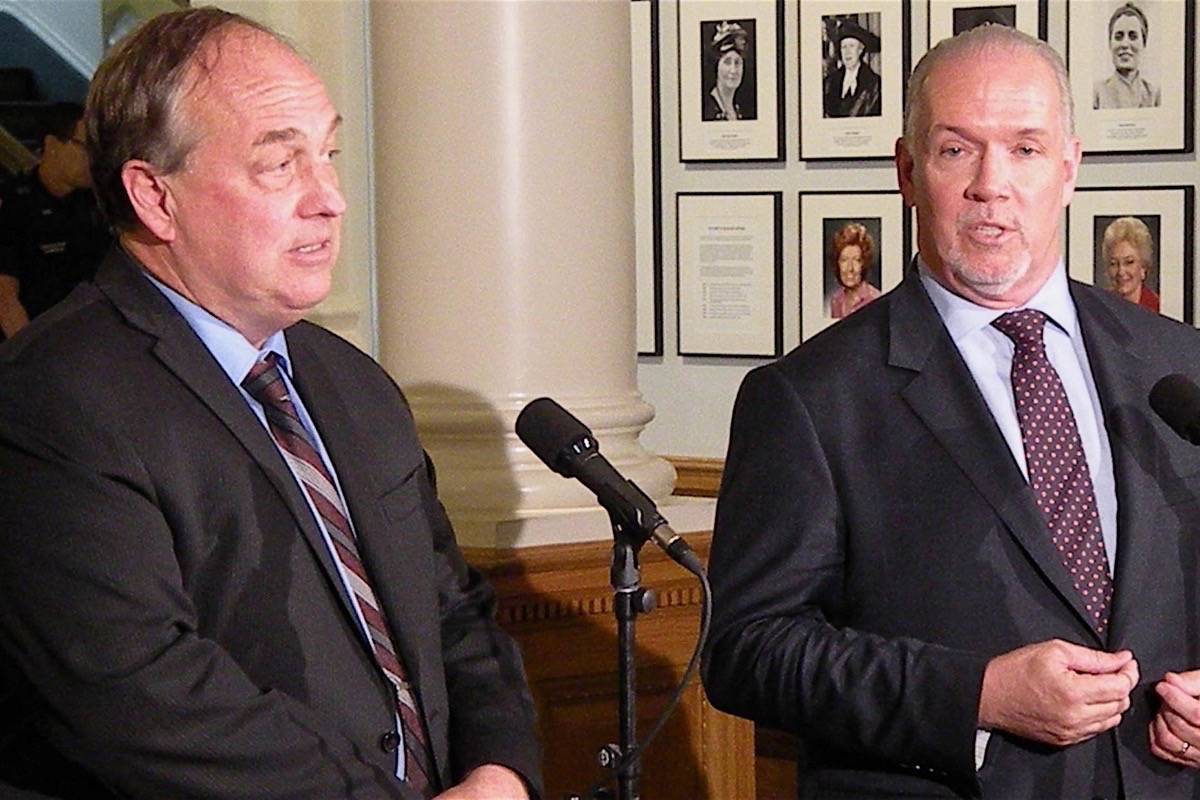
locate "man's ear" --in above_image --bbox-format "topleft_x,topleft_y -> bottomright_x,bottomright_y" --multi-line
121,160 -> 176,242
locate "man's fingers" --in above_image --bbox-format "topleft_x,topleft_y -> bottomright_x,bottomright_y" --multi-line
1072,669 -> 1138,705
1157,680 -> 1200,725
1064,644 -> 1134,675
1163,669 -> 1200,696
1150,714 -> 1196,765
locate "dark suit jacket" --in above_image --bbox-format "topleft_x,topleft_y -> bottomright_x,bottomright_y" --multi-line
0,250 -> 542,799
702,271 -> 1200,799
822,62 -> 881,118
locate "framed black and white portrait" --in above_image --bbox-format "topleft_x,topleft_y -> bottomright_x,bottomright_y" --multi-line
1067,186 -> 1195,323
678,0 -> 784,162
921,0 -> 1046,55
799,0 -> 908,160
677,192 -> 783,358
1067,0 -> 1195,154
800,191 -> 908,339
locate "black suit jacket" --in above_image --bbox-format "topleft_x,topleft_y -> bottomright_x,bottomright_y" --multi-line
0,250 -> 542,799
703,271 -> 1200,799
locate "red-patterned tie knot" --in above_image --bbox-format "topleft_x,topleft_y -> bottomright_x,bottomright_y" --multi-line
992,308 -> 1048,351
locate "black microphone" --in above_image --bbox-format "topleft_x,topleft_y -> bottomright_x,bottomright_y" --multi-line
1150,374 -> 1200,445
515,397 -> 702,573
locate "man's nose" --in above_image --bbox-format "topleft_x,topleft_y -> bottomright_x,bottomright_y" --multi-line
965,149 -> 1010,204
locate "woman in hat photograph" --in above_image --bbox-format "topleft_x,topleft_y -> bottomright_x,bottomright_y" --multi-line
822,16 -> 882,118
702,20 -> 755,121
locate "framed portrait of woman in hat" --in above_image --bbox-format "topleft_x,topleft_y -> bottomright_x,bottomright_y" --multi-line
678,0 -> 784,161
1066,0 -> 1195,154
798,1 -> 908,160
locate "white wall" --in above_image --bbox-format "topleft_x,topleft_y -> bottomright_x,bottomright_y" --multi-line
637,0 -> 1200,459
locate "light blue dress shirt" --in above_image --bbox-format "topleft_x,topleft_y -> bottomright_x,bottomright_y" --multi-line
918,261 -> 1118,572
918,260 -> 1119,772
144,273 -> 406,780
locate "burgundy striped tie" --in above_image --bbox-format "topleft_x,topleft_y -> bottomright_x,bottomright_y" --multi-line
992,310 -> 1113,635
243,353 -> 436,796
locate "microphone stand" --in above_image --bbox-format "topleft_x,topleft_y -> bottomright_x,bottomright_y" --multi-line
606,514 -> 654,800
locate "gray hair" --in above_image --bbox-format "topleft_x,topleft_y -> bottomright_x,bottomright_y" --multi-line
903,24 -> 1074,151
86,8 -> 290,232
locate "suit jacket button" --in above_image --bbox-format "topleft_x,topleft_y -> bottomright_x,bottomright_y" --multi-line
380,731 -> 401,753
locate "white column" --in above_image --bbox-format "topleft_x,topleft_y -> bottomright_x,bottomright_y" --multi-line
371,0 -> 675,547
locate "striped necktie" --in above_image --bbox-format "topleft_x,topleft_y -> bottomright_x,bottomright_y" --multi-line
992,310 -> 1113,635
242,353 -> 436,796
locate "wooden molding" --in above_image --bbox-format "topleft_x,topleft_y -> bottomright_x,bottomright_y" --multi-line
666,456 -> 724,498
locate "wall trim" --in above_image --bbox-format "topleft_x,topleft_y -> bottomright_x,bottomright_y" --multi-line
667,455 -> 723,497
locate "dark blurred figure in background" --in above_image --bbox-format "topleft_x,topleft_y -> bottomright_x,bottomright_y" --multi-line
0,102 -> 111,339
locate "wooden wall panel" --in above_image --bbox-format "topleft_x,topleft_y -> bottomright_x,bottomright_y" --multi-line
465,532 -> 754,800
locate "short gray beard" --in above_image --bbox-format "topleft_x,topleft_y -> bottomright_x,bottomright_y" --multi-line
943,241 -> 1033,298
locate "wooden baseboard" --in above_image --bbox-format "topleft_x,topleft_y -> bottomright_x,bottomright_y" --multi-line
666,456 -> 724,498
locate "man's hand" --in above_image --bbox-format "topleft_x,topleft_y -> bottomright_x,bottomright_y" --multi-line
978,639 -> 1138,746
1150,669 -> 1200,768
435,764 -> 530,800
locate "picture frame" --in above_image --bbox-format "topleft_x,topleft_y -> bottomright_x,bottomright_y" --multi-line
1067,0 -> 1195,155
632,0 -> 663,356
921,0 -> 1047,56
1066,186 -> 1195,323
678,0 -> 784,162
676,192 -> 783,358
798,0 -> 909,161
800,191 -> 910,339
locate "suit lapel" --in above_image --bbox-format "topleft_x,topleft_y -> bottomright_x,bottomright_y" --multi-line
1070,285 -> 1162,646
93,250 -> 354,623
286,332 -> 438,696
889,274 -> 1105,642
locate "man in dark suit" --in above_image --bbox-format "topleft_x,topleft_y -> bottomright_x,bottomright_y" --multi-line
822,19 -> 882,118
704,24 -> 1200,799
0,8 -> 540,799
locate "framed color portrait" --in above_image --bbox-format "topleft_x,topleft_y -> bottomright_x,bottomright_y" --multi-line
1067,0 -> 1195,154
799,0 -> 909,160
678,0 -> 784,162
677,192 -> 783,357
1067,186 -> 1195,323
632,0 -> 663,355
921,0 -> 1046,55
800,191 -> 909,339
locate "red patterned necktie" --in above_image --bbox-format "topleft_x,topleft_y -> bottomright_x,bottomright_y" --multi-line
992,310 -> 1113,635
243,353 -> 436,796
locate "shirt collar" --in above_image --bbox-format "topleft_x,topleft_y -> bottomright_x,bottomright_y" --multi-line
917,254 -> 1078,343
141,271 -> 292,385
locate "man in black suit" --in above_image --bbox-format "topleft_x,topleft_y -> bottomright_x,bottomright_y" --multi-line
704,23 -> 1200,799
822,19 -> 882,118
0,8 -> 539,799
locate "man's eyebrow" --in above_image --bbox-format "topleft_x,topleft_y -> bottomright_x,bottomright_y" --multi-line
252,115 -> 343,147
